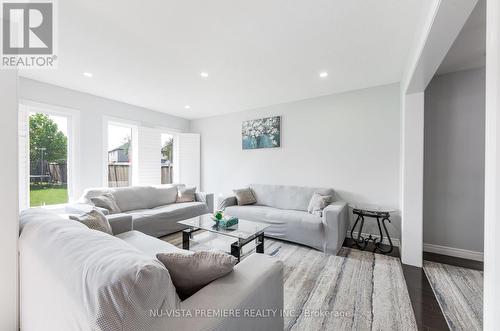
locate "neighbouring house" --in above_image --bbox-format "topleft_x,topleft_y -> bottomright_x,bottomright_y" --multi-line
108,148 -> 128,163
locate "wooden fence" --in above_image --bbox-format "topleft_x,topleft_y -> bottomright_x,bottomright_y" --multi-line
161,165 -> 173,184
107,164 -> 173,187
30,161 -> 67,184
108,163 -> 131,187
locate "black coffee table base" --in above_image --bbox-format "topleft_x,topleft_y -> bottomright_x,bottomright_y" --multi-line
182,228 -> 265,263
350,209 -> 393,254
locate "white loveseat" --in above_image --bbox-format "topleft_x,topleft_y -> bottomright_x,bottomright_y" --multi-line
220,184 -> 348,254
19,209 -> 284,331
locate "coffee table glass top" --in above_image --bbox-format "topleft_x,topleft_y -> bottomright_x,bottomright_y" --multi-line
178,214 -> 270,240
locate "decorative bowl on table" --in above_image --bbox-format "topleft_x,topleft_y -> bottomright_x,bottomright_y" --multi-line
211,211 -> 239,228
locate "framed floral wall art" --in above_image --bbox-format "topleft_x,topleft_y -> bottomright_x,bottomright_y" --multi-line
242,116 -> 281,150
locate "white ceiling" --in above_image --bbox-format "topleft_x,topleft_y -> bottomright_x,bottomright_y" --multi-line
437,0 -> 486,75
20,0 -> 431,119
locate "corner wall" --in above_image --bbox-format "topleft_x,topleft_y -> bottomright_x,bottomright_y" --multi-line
424,68 -> 485,254
191,83 -> 402,239
0,70 -> 19,330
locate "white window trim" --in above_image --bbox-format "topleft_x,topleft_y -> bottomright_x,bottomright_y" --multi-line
103,116 -> 139,187
19,99 -> 81,205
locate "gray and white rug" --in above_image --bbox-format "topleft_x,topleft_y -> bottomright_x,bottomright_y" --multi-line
424,261 -> 483,331
162,233 -> 417,331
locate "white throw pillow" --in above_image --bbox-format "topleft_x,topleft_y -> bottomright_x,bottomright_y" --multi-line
90,193 -> 121,214
233,188 -> 257,206
307,193 -> 332,215
70,209 -> 113,235
176,186 -> 196,203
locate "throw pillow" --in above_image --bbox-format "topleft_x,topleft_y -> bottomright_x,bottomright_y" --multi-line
307,193 -> 332,215
156,251 -> 237,300
70,209 -> 113,235
233,188 -> 257,206
90,193 -> 121,214
176,186 -> 196,203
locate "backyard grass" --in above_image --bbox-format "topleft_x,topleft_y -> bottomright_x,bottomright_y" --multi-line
30,184 -> 68,207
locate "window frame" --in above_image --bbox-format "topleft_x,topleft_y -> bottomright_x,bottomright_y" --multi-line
103,117 -> 138,187
19,100 -> 81,208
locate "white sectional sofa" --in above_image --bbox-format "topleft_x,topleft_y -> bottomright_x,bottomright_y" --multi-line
19,209 -> 284,331
220,184 -> 348,254
67,184 -> 214,237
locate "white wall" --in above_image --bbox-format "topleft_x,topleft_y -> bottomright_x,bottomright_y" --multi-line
19,78 -> 190,197
424,68 -> 485,254
400,92 -> 425,267
484,0 -> 500,327
191,83 -> 402,238
0,71 -> 19,329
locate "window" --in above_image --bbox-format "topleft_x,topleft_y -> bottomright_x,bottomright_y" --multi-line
28,112 -> 69,207
161,133 -> 175,184
19,102 -> 78,210
107,123 -> 133,187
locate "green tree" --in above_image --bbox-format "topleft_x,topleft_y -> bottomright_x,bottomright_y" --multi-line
161,137 -> 174,161
118,136 -> 131,157
29,113 -> 67,167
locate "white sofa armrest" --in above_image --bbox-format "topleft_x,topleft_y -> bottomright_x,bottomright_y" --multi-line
169,254 -> 284,331
106,213 -> 133,235
322,201 -> 349,254
195,192 -> 214,213
218,195 -> 237,210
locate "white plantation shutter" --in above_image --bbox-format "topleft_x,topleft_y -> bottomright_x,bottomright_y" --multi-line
18,106 -> 29,210
176,133 -> 200,188
135,126 -> 162,185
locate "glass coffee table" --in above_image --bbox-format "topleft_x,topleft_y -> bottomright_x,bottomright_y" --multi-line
178,214 -> 270,262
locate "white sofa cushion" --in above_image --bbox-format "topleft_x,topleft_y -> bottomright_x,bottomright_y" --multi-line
249,183 -> 334,211
148,185 -> 179,207
116,230 -> 186,258
225,205 -> 325,251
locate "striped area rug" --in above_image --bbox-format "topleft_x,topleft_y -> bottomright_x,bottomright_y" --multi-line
161,233 -> 417,331
424,261 -> 483,331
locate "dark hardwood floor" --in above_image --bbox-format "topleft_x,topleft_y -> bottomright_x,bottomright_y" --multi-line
342,238 -> 450,330
423,251 -> 483,271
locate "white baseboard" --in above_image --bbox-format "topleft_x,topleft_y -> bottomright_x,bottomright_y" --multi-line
347,231 -> 401,247
423,243 -> 484,262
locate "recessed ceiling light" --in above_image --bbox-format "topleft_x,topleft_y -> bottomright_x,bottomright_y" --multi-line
319,72 -> 328,78
83,72 -> 93,78
200,72 -> 209,78
185,105 -> 191,109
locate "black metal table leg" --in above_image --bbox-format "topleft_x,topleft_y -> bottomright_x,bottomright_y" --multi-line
256,232 -> 264,254
351,214 -> 368,249
350,208 -> 394,254
182,229 -> 191,250
231,241 -> 241,263
374,217 -> 393,254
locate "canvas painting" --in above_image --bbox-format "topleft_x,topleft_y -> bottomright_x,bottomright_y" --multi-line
242,116 -> 281,149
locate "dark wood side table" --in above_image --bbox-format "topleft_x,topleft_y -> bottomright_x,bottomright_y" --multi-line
349,204 -> 396,254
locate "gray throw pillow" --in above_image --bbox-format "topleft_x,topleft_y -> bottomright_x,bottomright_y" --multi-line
233,188 -> 257,206
176,186 -> 196,203
156,251 -> 237,300
70,209 -> 113,235
307,193 -> 332,215
90,193 -> 121,214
